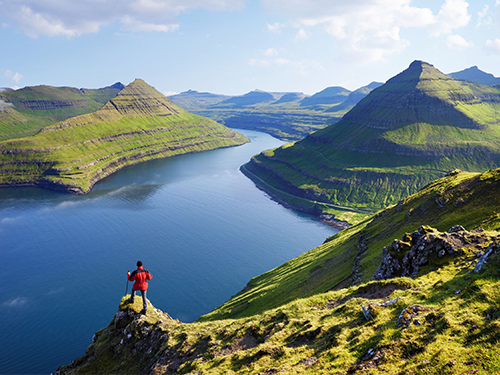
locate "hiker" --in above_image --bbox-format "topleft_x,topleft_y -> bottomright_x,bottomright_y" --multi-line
127,261 -> 153,314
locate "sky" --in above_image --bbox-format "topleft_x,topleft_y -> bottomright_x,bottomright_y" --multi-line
1,0 -> 499,96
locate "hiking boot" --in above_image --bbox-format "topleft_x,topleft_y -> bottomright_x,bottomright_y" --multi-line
128,298 -> 134,303
141,308 -> 147,315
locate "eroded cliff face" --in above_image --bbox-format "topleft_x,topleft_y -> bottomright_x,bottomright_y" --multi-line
243,61 -> 500,216
0,83 -> 125,140
0,79 -> 249,194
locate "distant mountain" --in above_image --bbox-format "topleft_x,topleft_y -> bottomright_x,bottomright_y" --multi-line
243,60 -> 500,217
0,79 -> 248,194
271,92 -> 306,104
325,81 -> 383,113
448,66 -> 500,85
216,90 -> 276,108
168,89 -> 230,111
0,82 -> 124,140
300,86 -> 351,107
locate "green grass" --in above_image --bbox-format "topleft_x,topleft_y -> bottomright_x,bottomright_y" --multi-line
0,83 -> 122,140
201,168 -> 500,321
0,79 -> 249,194
61,241 -> 500,374
246,61 -> 500,219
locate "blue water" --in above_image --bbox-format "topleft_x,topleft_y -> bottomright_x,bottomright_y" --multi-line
0,129 -> 337,374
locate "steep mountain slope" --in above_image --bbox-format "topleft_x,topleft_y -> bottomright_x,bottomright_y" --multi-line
300,86 -> 351,107
243,61 -> 500,220
0,83 -> 124,140
57,167 -> 500,374
449,65 -> 500,85
170,85 -> 377,141
168,89 -> 231,111
217,90 -> 276,108
0,79 -> 248,194
325,82 -> 383,113
204,167 -> 500,320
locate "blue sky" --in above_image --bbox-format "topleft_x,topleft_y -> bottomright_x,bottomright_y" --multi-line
1,0 -> 499,95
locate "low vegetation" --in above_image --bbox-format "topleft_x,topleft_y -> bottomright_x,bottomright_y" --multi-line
0,83 -> 123,140
56,165 -> 500,374
0,79 -> 248,194
244,61 -> 500,222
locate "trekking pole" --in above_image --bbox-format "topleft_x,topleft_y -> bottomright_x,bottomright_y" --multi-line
125,270 -> 129,296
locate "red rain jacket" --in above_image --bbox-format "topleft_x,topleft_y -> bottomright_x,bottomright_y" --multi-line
128,266 -> 152,291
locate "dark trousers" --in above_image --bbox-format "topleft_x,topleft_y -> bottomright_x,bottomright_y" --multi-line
131,288 -> 148,310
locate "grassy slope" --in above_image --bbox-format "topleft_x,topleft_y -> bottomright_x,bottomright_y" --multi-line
202,167 -> 500,321
0,79 -> 248,194
170,87 -> 378,141
244,61 -> 500,219
0,83 -> 123,140
59,169 -> 500,374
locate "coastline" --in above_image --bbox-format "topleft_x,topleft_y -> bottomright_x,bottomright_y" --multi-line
239,163 -> 351,230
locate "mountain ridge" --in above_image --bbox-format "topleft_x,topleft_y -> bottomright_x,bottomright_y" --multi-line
242,60 -> 500,222
0,79 -> 248,194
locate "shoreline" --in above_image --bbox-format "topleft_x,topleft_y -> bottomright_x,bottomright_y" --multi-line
239,164 -> 351,231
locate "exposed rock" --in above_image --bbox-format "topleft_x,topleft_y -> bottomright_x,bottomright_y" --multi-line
474,242 -> 498,273
372,225 -> 499,280
297,357 -> 318,367
396,304 -> 432,328
361,297 -> 404,321
348,348 -> 385,373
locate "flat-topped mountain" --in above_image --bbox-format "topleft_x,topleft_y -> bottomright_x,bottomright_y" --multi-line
0,82 -> 124,140
243,60 -> 500,221
449,65 -> 500,85
0,79 -> 248,194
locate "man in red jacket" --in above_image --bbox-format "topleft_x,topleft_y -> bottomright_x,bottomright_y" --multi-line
127,261 -> 153,314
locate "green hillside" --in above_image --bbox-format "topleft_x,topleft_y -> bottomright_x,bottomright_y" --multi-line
449,66 -> 500,85
0,83 -> 124,140
0,79 -> 248,194
170,84 -> 381,141
243,61 -> 500,221
57,167 -> 500,374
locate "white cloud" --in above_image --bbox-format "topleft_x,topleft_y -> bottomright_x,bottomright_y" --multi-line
3,297 -> 29,308
2,0 -> 245,38
267,22 -> 284,33
447,34 -> 473,50
428,0 -> 471,36
295,28 -> 309,40
485,38 -> 500,53
477,4 -> 492,26
263,48 -> 279,57
163,91 -> 179,96
261,0 -> 472,64
4,69 -> 24,84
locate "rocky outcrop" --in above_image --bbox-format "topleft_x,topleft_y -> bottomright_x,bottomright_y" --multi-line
372,225 -> 499,280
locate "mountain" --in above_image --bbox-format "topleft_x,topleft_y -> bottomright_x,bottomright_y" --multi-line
272,92 -> 306,104
449,65 -> 500,85
300,86 -> 351,107
0,82 -> 124,140
325,81 -> 383,113
242,60 -> 500,223
0,79 -> 248,194
55,166 -> 500,374
216,90 -> 276,108
167,89 -> 230,111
